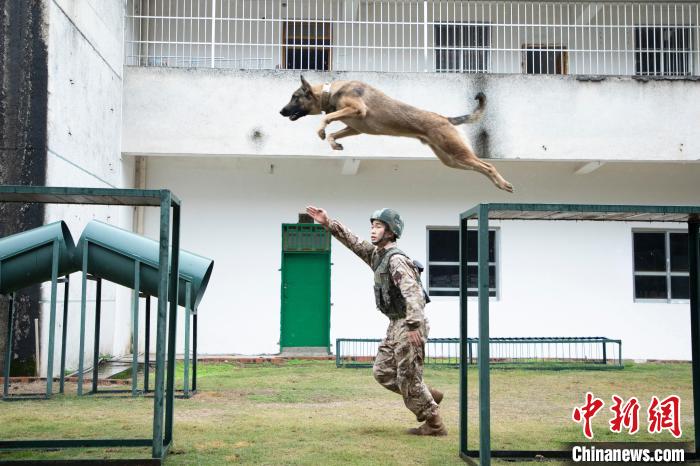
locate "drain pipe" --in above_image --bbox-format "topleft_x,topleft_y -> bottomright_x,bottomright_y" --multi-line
133,156 -> 147,234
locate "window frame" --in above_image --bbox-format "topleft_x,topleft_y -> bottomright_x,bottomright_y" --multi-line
433,22 -> 492,73
633,25 -> 693,77
632,228 -> 690,303
425,226 -> 500,300
282,20 -> 333,71
522,43 -> 569,75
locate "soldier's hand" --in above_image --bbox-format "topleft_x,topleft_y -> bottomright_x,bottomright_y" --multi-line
407,330 -> 423,348
306,206 -> 330,226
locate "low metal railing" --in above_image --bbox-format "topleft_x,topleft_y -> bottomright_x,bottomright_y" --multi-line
336,336 -> 623,368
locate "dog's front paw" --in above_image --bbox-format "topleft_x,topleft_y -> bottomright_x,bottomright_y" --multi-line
317,128 -> 326,140
331,142 -> 344,151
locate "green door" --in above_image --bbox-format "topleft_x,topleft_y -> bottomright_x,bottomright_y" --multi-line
280,224 -> 331,353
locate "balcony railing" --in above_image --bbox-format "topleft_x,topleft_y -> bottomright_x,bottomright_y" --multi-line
125,0 -> 700,76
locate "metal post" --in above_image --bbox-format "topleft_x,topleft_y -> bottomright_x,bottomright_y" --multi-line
183,283 -> 192,397
192,312 -> 197,392
92,278 -> 102,394
688,218 -> 700,455
145,295 -> 151,393
164,201 -> 180,445
59,277 -> 70,394
478,204 -> 491,466
423,0 -> 428,71
46,240 -> 60,397
210,0 -> 217,68
335,339 -> 340,367
459,216 -> 469,458
3,293 -> 15,398
78,241 -> 88,396
152,192 -> 171,459
602,341 -> 607,365
132,262 -> 140,396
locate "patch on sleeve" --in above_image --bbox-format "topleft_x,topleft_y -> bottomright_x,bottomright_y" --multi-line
392,270 -> 403,283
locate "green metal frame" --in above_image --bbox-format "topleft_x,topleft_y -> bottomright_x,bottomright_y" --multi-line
0,185 -> 182,463
78,272 -> 197,400
2,276 -> 72,400
459,203 -> 700,465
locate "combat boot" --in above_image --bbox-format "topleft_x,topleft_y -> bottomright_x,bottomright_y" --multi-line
407,413 -> 448,436
428,386 -> 443,405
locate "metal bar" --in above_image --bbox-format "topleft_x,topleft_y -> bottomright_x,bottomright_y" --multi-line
164,199 -> 181,445
59,277 -> 69,393
0,439 -> 154,449
688,218 -> 700,454
192,312 -> 197,392
3,292 -> 15,398
459,215 -> 470,458
78,241 -> 88,396
145,295 -> 151,393
45,240 -> 60,397
132,262 -> 140,396
602,340 -> 607,364
92,278 -> 102,394
151,191 -> 171,459
211,0 -> 217,68
183,283 -> 192,397
478,204 -> 491,466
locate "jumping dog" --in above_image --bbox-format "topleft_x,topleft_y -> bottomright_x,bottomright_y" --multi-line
280,76 -> 513,192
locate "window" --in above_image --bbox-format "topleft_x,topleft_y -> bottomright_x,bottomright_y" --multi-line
633,231 -> 689,301
634,27 -> 692,76
427,228 -> 497,297
283,21 -> 331,70
434,24 -> 490,73
523,45 -> 568,75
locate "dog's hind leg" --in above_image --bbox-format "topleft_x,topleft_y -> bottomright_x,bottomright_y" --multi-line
434,137 -> 514,192
328,126 -> 359,151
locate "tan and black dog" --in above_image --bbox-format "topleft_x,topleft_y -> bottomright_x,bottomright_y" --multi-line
280,76 -> 513,192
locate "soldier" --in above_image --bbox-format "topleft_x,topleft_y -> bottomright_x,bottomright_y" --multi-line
305,205 -> 447,436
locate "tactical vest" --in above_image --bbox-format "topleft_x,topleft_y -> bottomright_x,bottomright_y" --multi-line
372,248 -> 428,318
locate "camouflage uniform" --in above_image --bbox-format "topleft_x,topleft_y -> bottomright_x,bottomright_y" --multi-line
327,219 -> 439,422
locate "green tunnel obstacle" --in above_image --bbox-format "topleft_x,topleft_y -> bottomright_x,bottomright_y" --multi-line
76,220 -> 213,309
73,220 -> 214,397
0,221 -> 77,294
0,221 -> 79,399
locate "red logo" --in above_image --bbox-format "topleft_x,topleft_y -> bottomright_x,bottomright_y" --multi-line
609,395 -> 640,434
573,393 -> 682,439
572,392 -> 605,439
648,395 -> 682,438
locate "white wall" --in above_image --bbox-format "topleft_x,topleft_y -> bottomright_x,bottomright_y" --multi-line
141,156 -> 700,360
122,68 -> 700,163
43,0 -> 132,376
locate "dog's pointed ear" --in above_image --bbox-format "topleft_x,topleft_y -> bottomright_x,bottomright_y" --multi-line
300,75 -> 312,92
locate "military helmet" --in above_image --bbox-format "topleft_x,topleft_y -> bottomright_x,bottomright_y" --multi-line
370,208 -> 404,239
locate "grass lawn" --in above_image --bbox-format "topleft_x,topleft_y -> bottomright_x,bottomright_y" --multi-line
0,361 -> 694,464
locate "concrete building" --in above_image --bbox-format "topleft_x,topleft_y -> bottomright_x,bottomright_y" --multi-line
2,0 -> 700,378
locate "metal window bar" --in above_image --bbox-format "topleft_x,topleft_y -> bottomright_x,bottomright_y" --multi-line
335,336 -> 623,368
125,1 -> 699,76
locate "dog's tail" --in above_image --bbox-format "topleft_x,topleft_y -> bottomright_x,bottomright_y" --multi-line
448,92 -> 486,126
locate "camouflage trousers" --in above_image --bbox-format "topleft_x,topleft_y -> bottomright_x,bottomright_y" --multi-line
372,318 -> 438,422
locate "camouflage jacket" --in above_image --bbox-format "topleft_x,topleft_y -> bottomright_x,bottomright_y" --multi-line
326,219 -> 425,328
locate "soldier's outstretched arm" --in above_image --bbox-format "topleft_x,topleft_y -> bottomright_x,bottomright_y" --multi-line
389,255 -> 426,329
306,205 -> 374,266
